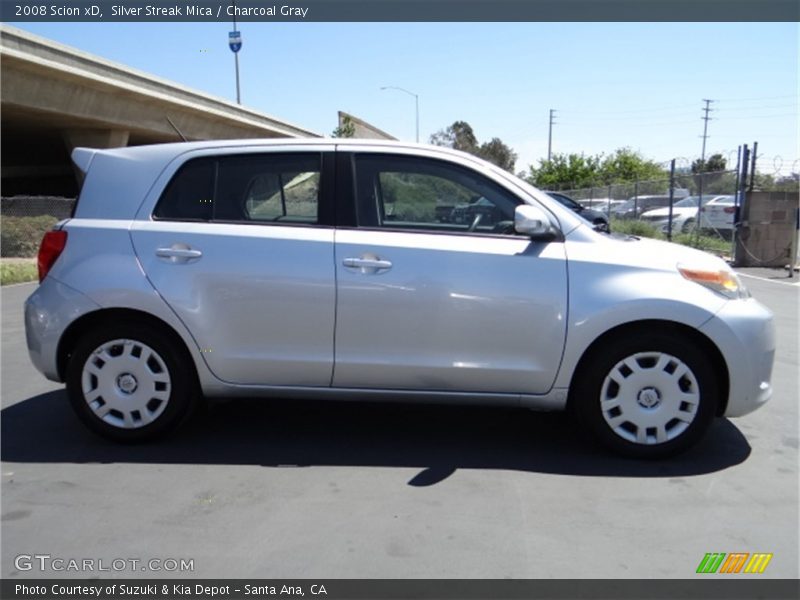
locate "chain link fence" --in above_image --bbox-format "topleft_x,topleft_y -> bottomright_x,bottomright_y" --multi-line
1,196 -> 76,257
558,170 -> 740,247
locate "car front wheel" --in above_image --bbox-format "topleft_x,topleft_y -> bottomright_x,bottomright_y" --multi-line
66,322 -> 195,442
573,332 -> 718,458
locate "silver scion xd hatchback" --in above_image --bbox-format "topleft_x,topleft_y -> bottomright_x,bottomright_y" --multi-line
25,140 -> 775,458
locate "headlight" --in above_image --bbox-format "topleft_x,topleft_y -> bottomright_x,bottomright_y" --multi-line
677,264 -> 750,299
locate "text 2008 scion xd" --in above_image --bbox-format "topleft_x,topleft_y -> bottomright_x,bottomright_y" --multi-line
25,140 -> 774,458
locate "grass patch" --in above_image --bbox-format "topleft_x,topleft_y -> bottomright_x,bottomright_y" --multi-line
1,215 -> 59,258
671,232 -> 731,256
610,218 -> 661,238
1,259 -> 37,285
610,218 -> 731,257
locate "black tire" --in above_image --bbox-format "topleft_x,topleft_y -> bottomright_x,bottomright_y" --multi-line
681,218 -> 695,233
572,331 -> 718,459
65,321 -> 196,442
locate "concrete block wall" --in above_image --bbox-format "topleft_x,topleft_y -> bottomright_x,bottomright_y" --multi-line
734,191 -> 799,267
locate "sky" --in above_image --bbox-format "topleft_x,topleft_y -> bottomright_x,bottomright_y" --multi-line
12,21 -> 800,175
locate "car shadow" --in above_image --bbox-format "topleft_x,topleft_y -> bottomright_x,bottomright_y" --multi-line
1,390 -> 751,485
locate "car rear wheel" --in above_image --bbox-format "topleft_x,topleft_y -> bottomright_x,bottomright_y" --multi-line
66,323 -> 195,441
573,332 -> 718,458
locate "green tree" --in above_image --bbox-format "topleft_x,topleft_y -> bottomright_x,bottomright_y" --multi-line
525,148 -> 667,190
598,148 -> 667,184
691,153 -> 727,174
775,172 -> 800,191
429,121 -> 517,172
525,153 -> 602,190
752,171 -> 799,192
477,138 -> 517,172
332,115 -> 355,138
691,153 -> 728,191
429,121 -> 479,153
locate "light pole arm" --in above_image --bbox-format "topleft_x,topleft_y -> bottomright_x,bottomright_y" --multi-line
380,86 -> 420,143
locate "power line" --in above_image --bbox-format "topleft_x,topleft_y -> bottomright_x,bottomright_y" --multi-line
562,103 -> 698,116
717,94 -> 798,103
715,103 -> 797,113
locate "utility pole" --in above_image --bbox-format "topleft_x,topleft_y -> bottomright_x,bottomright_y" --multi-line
547,109 -> 557,162
699,99 -> 715,164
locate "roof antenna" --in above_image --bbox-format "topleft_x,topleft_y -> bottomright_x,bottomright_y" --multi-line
166,116 -> 187,142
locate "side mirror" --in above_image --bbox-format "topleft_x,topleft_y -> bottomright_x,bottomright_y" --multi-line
514,205 -> 558,239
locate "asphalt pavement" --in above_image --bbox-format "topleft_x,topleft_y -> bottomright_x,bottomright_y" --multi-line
1,274 -> 797,579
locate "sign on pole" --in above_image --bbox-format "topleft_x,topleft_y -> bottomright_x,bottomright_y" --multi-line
229,31 -> 242,53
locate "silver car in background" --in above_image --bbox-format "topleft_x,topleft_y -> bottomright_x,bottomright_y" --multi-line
25,140 -> 774,458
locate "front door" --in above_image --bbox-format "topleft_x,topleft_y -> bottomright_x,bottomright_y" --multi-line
333,152 -> 568,395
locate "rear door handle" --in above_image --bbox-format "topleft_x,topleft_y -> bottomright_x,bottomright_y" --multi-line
342,257 -> 392,273
156,245 -> 202,262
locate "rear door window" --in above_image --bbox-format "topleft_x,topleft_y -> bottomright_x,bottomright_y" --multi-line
153,153 -> 321,225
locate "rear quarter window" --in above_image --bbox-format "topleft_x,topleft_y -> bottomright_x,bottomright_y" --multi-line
153,158 -> 215,221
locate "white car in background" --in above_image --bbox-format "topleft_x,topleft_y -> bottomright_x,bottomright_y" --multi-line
640,195 -> 732,234
579,198 -> 626,211
701,195 -> 738,234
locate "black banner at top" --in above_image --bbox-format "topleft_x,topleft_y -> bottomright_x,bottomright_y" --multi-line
2,0 -> 799,22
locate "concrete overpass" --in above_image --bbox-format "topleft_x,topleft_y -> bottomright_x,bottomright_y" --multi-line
0,25 -> 320,196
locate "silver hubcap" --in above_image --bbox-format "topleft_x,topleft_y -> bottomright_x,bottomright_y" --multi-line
81,339 -> 171,429
600,352 -> 700,445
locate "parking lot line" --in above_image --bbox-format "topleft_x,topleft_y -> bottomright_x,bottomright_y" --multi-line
737,272 -> 800,286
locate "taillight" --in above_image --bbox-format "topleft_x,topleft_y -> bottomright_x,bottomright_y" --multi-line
723,207 -> 736,214
37,230 -> 67,283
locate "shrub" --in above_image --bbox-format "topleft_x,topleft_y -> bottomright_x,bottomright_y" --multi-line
609,218 -> 663,239
1,215 -> 58,257
672,232 -> 731,256
1,260 -> 37,285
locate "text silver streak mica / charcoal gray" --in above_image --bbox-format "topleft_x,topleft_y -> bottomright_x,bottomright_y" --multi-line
24,140 -> 774,458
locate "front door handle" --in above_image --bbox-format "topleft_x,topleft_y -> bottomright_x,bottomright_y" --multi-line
343,256 -> 393,273
156,245 -> 202,263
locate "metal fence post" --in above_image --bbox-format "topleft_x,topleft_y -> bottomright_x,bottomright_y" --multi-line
733,144 -> 750,265
790,204 -> 798,278
667,159 -> 676,242
695,169 -> 704,246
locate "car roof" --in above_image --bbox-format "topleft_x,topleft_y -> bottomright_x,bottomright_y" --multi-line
76,138 -> 473,162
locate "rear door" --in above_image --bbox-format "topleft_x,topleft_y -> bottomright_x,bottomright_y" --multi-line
332,150 -> 568,395
130,147 -> 336,386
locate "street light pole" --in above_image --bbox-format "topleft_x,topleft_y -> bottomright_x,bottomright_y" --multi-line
380,86 -> 419,142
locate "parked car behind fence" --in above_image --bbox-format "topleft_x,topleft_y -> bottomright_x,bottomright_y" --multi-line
639,195 -> 732,234
611,195 -> 674,220
701,195 -> 738,237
